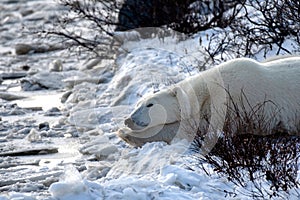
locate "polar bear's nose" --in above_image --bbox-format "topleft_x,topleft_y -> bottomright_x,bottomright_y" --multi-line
125,118 -> 134,129
125,117 -> 148,130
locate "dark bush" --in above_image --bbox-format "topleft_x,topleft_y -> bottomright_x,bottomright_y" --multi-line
42,0 -> 243,56
204,0 -> 300,62
42,0 -> 300,61
116,0 -> 240,34
191,90 -> 300,199
195,134 -> 300,198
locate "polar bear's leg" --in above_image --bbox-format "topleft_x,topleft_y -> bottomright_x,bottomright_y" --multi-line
172,84 -> 200,141
200,67 -> 227,155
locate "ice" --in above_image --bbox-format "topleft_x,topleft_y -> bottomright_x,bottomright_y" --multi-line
2,193 -> 35,200
13,91 -> 64,111
49,165 -> 104,200
80,135 -> 119,160
26,128 -> 42,142
48,140 -> 231,200
48,156 -> 227,200
1,0 -> 300,199
106,141 -> 188,178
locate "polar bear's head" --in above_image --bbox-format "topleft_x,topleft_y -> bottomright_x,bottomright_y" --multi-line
118,85 -> 203,146
125,88 -> 180,131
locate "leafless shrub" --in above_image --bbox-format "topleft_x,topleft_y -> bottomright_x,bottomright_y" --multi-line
40,0 -> 299,70
191,90 -> 300,199
116,0 -> 241,35
204,0 -> 300,63
41,0 -> 122,57
40,0 -> 244,57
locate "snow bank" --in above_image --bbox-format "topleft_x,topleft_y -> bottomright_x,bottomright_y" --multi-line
5,0 -> 300,199
49,142 -> 232,200
67,34 -> 205,132
47,29 -> 300,200
49,165 -> 104,200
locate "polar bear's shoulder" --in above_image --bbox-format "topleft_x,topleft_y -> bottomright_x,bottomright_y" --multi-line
217,57 -> 300,72
263,56 -> 300,68
214,58 -> 262,76
262,55 -> 300,63
216,58 -> 259,70
178,56 -> 300,89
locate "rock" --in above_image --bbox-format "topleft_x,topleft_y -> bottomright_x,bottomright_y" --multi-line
79,135 -> 119,160
63,77 -> 106,89
8,107 -> 26,115
65,127 -> 79,137
85,128 -> 104,136
20,79 -> 46,91
0,92 -> 26,101
80,58 -> 102,70
0,147 -> 58,157
95,144 -> 118,159
21,72 -> 65,91
20,9 -> 34,17
49,59 -> 63,72
15,43 -> 64,55
26,128 -> 42,142
61,91 -> 72,103
27,68 -> 39,75
38,122 -> 50,131
0,72 -> 27,80
17,127 -> 31,135
1,13 -> 22,25
21,65 -> 31,71
113,31 -> 141,43
44,107 -> 61,116
15,43 -> 34,55
44,129 -> 64,137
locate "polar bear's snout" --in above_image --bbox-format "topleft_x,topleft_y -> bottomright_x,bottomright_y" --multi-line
124,114 -> 150,130
124,106 -> 152,130
124,118 -> 134,129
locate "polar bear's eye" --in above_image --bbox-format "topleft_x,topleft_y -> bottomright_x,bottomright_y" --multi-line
146,103 -> 154,108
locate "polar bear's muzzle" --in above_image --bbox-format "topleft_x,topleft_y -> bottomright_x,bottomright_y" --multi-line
125,103 -> 173,130
124,115 -> 179,132
124,117 -> 148,130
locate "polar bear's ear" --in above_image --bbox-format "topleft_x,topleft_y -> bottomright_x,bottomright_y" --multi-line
171,86 -> 187,101
170,86 -> 178,97
171,86 -> 185,98
171,86 -> 192,118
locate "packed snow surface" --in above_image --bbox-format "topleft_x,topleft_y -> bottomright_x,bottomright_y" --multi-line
1,0 -> 300,200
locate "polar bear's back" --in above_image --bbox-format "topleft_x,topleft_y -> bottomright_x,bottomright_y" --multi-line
178,57 -> 299,132
217,57 -> 300,132
220,56 -> 300,72
263,56 -> 300,70
263,57 -> 300,92
218,57 -> 300,88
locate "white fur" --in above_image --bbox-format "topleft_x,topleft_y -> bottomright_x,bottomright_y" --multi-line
118,57 -> 300,147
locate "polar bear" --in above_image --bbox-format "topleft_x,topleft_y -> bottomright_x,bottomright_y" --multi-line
118,57 -> 300,148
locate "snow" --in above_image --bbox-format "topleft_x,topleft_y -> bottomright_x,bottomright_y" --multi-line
46,31 -> 300,199
48,142 -> 241,200
1,0 -> 300,199
46,30 -> 231,200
